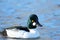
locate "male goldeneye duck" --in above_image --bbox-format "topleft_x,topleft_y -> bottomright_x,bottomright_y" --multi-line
2,14 -> 42,38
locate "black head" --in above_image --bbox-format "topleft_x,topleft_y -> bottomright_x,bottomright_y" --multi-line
28,14 -> 42,29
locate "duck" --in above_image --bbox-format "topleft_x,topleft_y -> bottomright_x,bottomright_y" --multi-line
2,14 -> 43,38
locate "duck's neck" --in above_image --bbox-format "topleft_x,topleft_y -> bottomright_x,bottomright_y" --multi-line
29,28 -> 36,33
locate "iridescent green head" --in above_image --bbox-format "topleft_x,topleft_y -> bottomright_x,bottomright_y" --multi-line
27,14 -> 42,29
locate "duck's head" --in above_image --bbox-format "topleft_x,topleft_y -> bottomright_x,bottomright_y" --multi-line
28,14 -> 42,29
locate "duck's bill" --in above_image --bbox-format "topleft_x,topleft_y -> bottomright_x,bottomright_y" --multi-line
36,21 -> 42,27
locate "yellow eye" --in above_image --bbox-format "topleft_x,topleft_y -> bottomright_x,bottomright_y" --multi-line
32,20 -> 34,22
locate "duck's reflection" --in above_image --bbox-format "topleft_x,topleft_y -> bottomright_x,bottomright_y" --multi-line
0,34 -> 40,40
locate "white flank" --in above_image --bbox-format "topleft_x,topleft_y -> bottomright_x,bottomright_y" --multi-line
6,28 -> 40,38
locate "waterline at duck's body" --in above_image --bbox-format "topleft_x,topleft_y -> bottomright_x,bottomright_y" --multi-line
6,28 -> 40,38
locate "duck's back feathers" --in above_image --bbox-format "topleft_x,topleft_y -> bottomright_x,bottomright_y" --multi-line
6,26 -> 30,32
16,26 -> 30,32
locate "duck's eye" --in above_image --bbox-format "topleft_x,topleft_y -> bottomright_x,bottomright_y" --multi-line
32,20 -> 34,22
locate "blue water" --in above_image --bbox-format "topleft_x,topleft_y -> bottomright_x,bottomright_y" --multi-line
0,0 -> 60,40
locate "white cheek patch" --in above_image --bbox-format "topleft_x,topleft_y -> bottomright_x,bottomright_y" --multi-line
32,22 -> 36,26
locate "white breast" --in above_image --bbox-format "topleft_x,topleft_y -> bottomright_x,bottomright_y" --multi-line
23,29 -> 40,38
